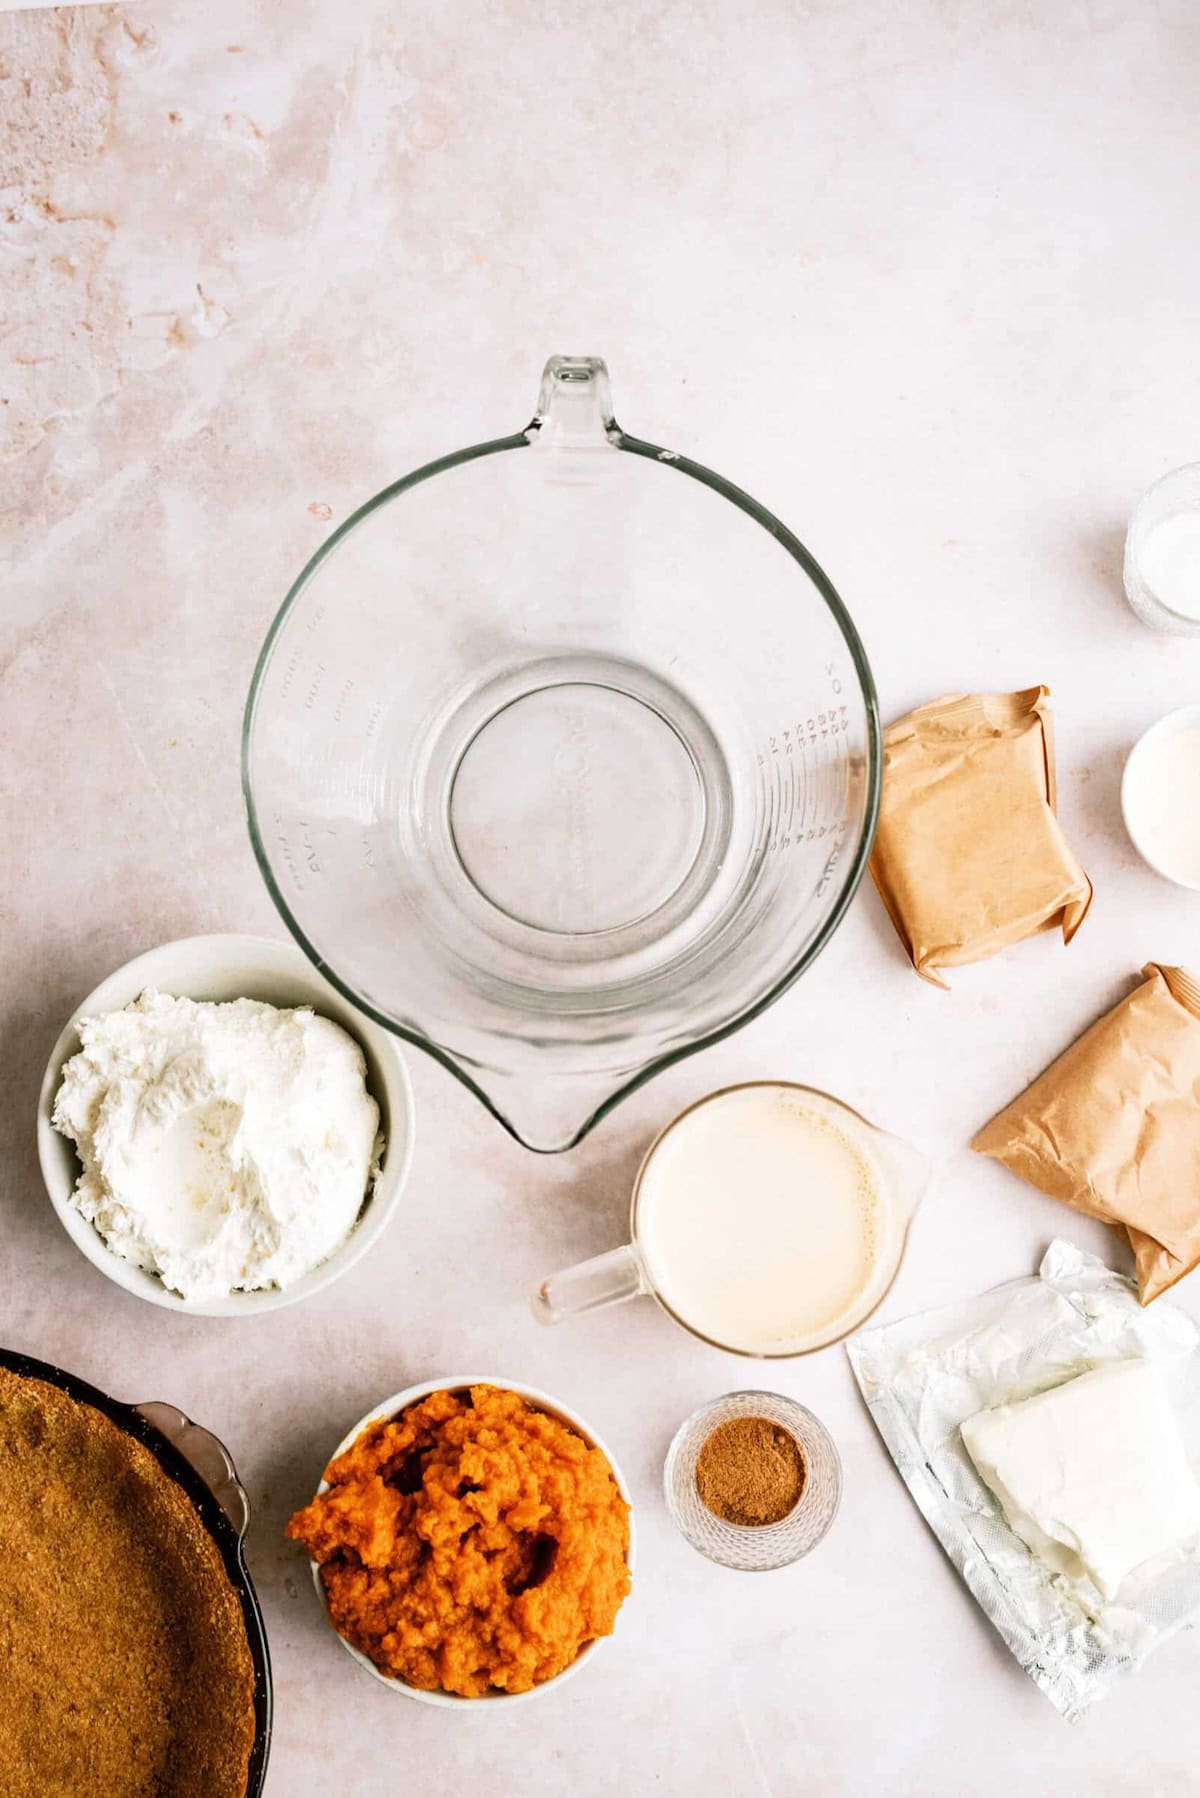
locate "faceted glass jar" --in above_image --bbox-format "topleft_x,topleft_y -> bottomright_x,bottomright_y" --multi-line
664,1390 -> 842,1571
243,357 -> 881,1151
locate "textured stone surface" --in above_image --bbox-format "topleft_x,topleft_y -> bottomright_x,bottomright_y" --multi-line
3,2 -> 1200,1792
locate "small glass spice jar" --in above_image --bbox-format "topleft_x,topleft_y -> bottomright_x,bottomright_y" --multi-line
664,1390 -> 841,1571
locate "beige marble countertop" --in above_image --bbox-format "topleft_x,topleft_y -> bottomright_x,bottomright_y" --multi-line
5,2 -> 1200,1793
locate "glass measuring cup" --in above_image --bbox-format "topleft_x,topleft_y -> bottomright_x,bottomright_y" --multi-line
244,357 -> 881,1152
531,1083 -> 929,1355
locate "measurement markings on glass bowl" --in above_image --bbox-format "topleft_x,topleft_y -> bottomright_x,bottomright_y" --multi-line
274,814 -> 304,893
277,649 -> 302,701
760,702 -> 851,854
301,820 -> 322,876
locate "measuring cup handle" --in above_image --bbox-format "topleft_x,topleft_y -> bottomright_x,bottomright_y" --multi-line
530,1244 -> 646,1325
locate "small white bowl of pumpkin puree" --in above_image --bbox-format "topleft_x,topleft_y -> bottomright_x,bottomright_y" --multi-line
287,1377 -> 635,1706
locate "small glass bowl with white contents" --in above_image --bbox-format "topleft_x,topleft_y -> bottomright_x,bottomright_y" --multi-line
664,1390 -> 841,1571
1124,463 -> 1200,636
1121,706 -> 1200,890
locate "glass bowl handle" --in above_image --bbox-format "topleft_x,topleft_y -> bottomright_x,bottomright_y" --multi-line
528,354 -> 619,448
134,1402 -> 251,1540
530,1243 -> 647,1325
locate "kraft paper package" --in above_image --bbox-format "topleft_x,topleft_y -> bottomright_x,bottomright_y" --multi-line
973,964 -> 1200,1304
868,686 -> 1092,987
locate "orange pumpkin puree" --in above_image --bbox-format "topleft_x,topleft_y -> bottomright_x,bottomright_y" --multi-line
287,1385 -> 631,1696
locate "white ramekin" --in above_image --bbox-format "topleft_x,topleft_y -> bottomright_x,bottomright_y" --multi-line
306,1375 -> 636,1708
1121,704 -> 1200,889
37,933 -> 415,1316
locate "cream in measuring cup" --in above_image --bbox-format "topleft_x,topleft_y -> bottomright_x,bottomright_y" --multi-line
532,1083 -> 929,1356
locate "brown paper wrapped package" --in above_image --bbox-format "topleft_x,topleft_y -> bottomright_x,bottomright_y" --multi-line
973,964 -> 1200,1303
868,687 -> 1092,987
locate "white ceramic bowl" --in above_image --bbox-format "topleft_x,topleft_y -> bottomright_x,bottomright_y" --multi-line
37,933 -> 415,1316
1121,704 -> 1200,889
307,1376 -> 636,1708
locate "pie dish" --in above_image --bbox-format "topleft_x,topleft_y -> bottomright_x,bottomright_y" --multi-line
0,1348 -> 271,1795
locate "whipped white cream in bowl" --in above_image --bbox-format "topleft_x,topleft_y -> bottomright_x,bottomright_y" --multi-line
37,936 -> 414,1315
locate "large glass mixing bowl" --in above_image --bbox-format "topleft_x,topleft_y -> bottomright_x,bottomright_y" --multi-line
243,357 -> 880,1151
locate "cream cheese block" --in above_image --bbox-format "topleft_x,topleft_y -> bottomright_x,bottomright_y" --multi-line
961,1359 -> 1200,1600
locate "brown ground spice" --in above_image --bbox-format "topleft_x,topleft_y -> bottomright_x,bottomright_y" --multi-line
695,1415 -> 806,1526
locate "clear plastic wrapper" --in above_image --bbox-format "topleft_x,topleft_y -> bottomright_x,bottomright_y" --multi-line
847,1241 -> 1200,1718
